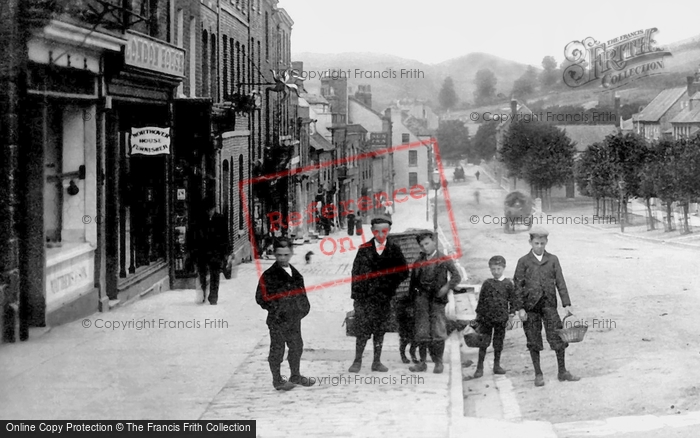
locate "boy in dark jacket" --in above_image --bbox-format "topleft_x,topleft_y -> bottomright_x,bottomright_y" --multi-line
513,226 -> 580,387
349,215 -> 408,373
255,238 -> 315,391
473,255 -> 518,378
408,231 -> 461,374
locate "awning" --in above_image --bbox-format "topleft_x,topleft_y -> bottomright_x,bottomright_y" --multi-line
310,132 -> 334,151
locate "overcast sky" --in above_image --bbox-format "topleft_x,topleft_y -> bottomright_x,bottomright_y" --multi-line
280,0 -> 700,66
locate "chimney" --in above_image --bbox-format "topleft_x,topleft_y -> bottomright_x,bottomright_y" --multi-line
510,99 -> 517,119
687,76 -> 696,99
355,84 -> 372,108
614,93 -> 620,128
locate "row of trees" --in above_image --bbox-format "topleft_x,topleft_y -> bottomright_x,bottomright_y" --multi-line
435,119 -> 499,164
576,132 -> 700,233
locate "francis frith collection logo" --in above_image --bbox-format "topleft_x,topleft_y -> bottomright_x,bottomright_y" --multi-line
563,27 -> 672,89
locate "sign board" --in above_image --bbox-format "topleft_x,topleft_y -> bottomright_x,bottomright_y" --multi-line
130,127 -> 171,155
124,31 -> 185,78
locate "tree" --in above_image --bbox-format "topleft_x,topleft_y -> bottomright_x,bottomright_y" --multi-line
471,121 -> 498,162
605,132 -> 649,231
512,66 -> 539,98
540,56 -> 559,88
436,119 -> 470,162
438,77 -> 458,112
474,69 -> 497,106
672,134 -> 700,233
499,120 -> 575,209
575,142 -> 618,216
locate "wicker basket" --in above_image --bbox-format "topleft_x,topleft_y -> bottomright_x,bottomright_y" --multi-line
557,313 -> 588,343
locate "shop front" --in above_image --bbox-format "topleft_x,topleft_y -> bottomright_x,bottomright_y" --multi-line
103,31 -> 184,305
19,20 -> 126,327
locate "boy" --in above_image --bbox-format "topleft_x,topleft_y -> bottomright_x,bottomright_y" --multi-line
255,238 -> 316,391
473,256 -> 518,378
513,226 -> 580,387
408,231 -> 461,374
349,215 -> 408,373
194,196 -> 231,305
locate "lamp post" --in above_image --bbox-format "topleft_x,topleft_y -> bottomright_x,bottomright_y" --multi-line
431,170 -> 441,235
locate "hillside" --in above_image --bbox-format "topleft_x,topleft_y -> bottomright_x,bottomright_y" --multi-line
293,51 -> 532,111
293,35 -> 700,114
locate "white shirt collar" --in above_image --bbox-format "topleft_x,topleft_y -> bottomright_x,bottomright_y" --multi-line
374,239 -> 386,254
532,250 -> 544,261
496,275 -> 506,281
428,250 -> 438,259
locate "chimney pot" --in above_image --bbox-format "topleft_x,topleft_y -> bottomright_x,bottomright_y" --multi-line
687,76 -> 696,98
510,99 -> 517,118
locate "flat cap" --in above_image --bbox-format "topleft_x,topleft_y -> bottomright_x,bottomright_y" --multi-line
371,215 -> 393,226
529,226 -> 549,237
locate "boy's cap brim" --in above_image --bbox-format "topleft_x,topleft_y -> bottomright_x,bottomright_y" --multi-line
529,226 -> 549,237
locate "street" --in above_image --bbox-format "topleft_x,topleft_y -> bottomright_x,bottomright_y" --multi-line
442,164 -> 700,437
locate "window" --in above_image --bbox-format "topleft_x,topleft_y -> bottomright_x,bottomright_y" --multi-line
409,172 -> 418,187
223,37 -> 228,98
409,150 -> 418,167
235,41 -> 241,92
265,12 -> 269,60
202,30 -> 209,97
210,33 -> 217,101
402,133 -> 410,144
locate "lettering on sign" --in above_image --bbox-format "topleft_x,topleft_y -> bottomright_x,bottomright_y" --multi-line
48,263 -> 91,297
124,31 -> 185,78
130,127 -> 171,155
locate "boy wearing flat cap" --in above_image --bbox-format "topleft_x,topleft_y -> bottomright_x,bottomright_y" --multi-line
513,226 -> 580,387
349,215 -> 408,373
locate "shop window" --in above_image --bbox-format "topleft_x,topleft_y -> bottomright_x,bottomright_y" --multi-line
239,154 -> 244,231
223,159 -> 231,239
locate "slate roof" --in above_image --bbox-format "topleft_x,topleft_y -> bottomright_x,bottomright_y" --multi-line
558,125 -> 618,152
636,87 -> 686,122
670,104 -> 700,124
309,132 -> 334,151
301,93 -> 329,106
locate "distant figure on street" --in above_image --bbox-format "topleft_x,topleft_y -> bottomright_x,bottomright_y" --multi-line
255,238 -> 315,391
473,256 -> 518,378
346,210 -> 356,236
475,170 -> 480,181
194,196 -> 231,305
305,251 -> 314,264
513,226 -> 580,387
408,231 -> 461,374
474,190 -> 480,204
349,215 -> 408,373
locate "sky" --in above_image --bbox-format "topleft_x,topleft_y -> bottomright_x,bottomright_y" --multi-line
279,0 -> 700,66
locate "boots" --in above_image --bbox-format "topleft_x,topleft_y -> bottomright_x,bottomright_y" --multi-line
430,341 -> 445,374
530,350 -> 544,387
270,363 -> 295,391
556,349 -> 580,382
409,343 -> 428,372
349,337 -> 367,373
371,335 -> 388,372
399,338 -> 410,364
493,349 -> 506,374
474,347 -> 486,378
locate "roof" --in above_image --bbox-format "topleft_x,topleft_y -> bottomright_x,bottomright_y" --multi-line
309,132 -> 334,152
558,125 -> 618,152
348,96 -> 384,119
670,104 -> 700,124
346,124 -> 368,134
636,87 -> 686,122
301,93 -> 329,106
497,101 -> 533,130
620,117 -> 634,131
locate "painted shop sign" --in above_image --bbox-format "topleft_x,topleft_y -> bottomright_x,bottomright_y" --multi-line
47,261 -> 91,299
130,127 -> 171,155
124,31 -> 185,78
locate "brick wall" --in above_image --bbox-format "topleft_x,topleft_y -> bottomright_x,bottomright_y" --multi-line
221,135 -> 251,261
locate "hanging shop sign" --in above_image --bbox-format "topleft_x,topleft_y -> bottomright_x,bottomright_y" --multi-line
124,31 -> 185,78
130,127 -> 171,155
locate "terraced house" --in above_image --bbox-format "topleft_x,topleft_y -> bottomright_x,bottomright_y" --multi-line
0,0 -> 300,342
